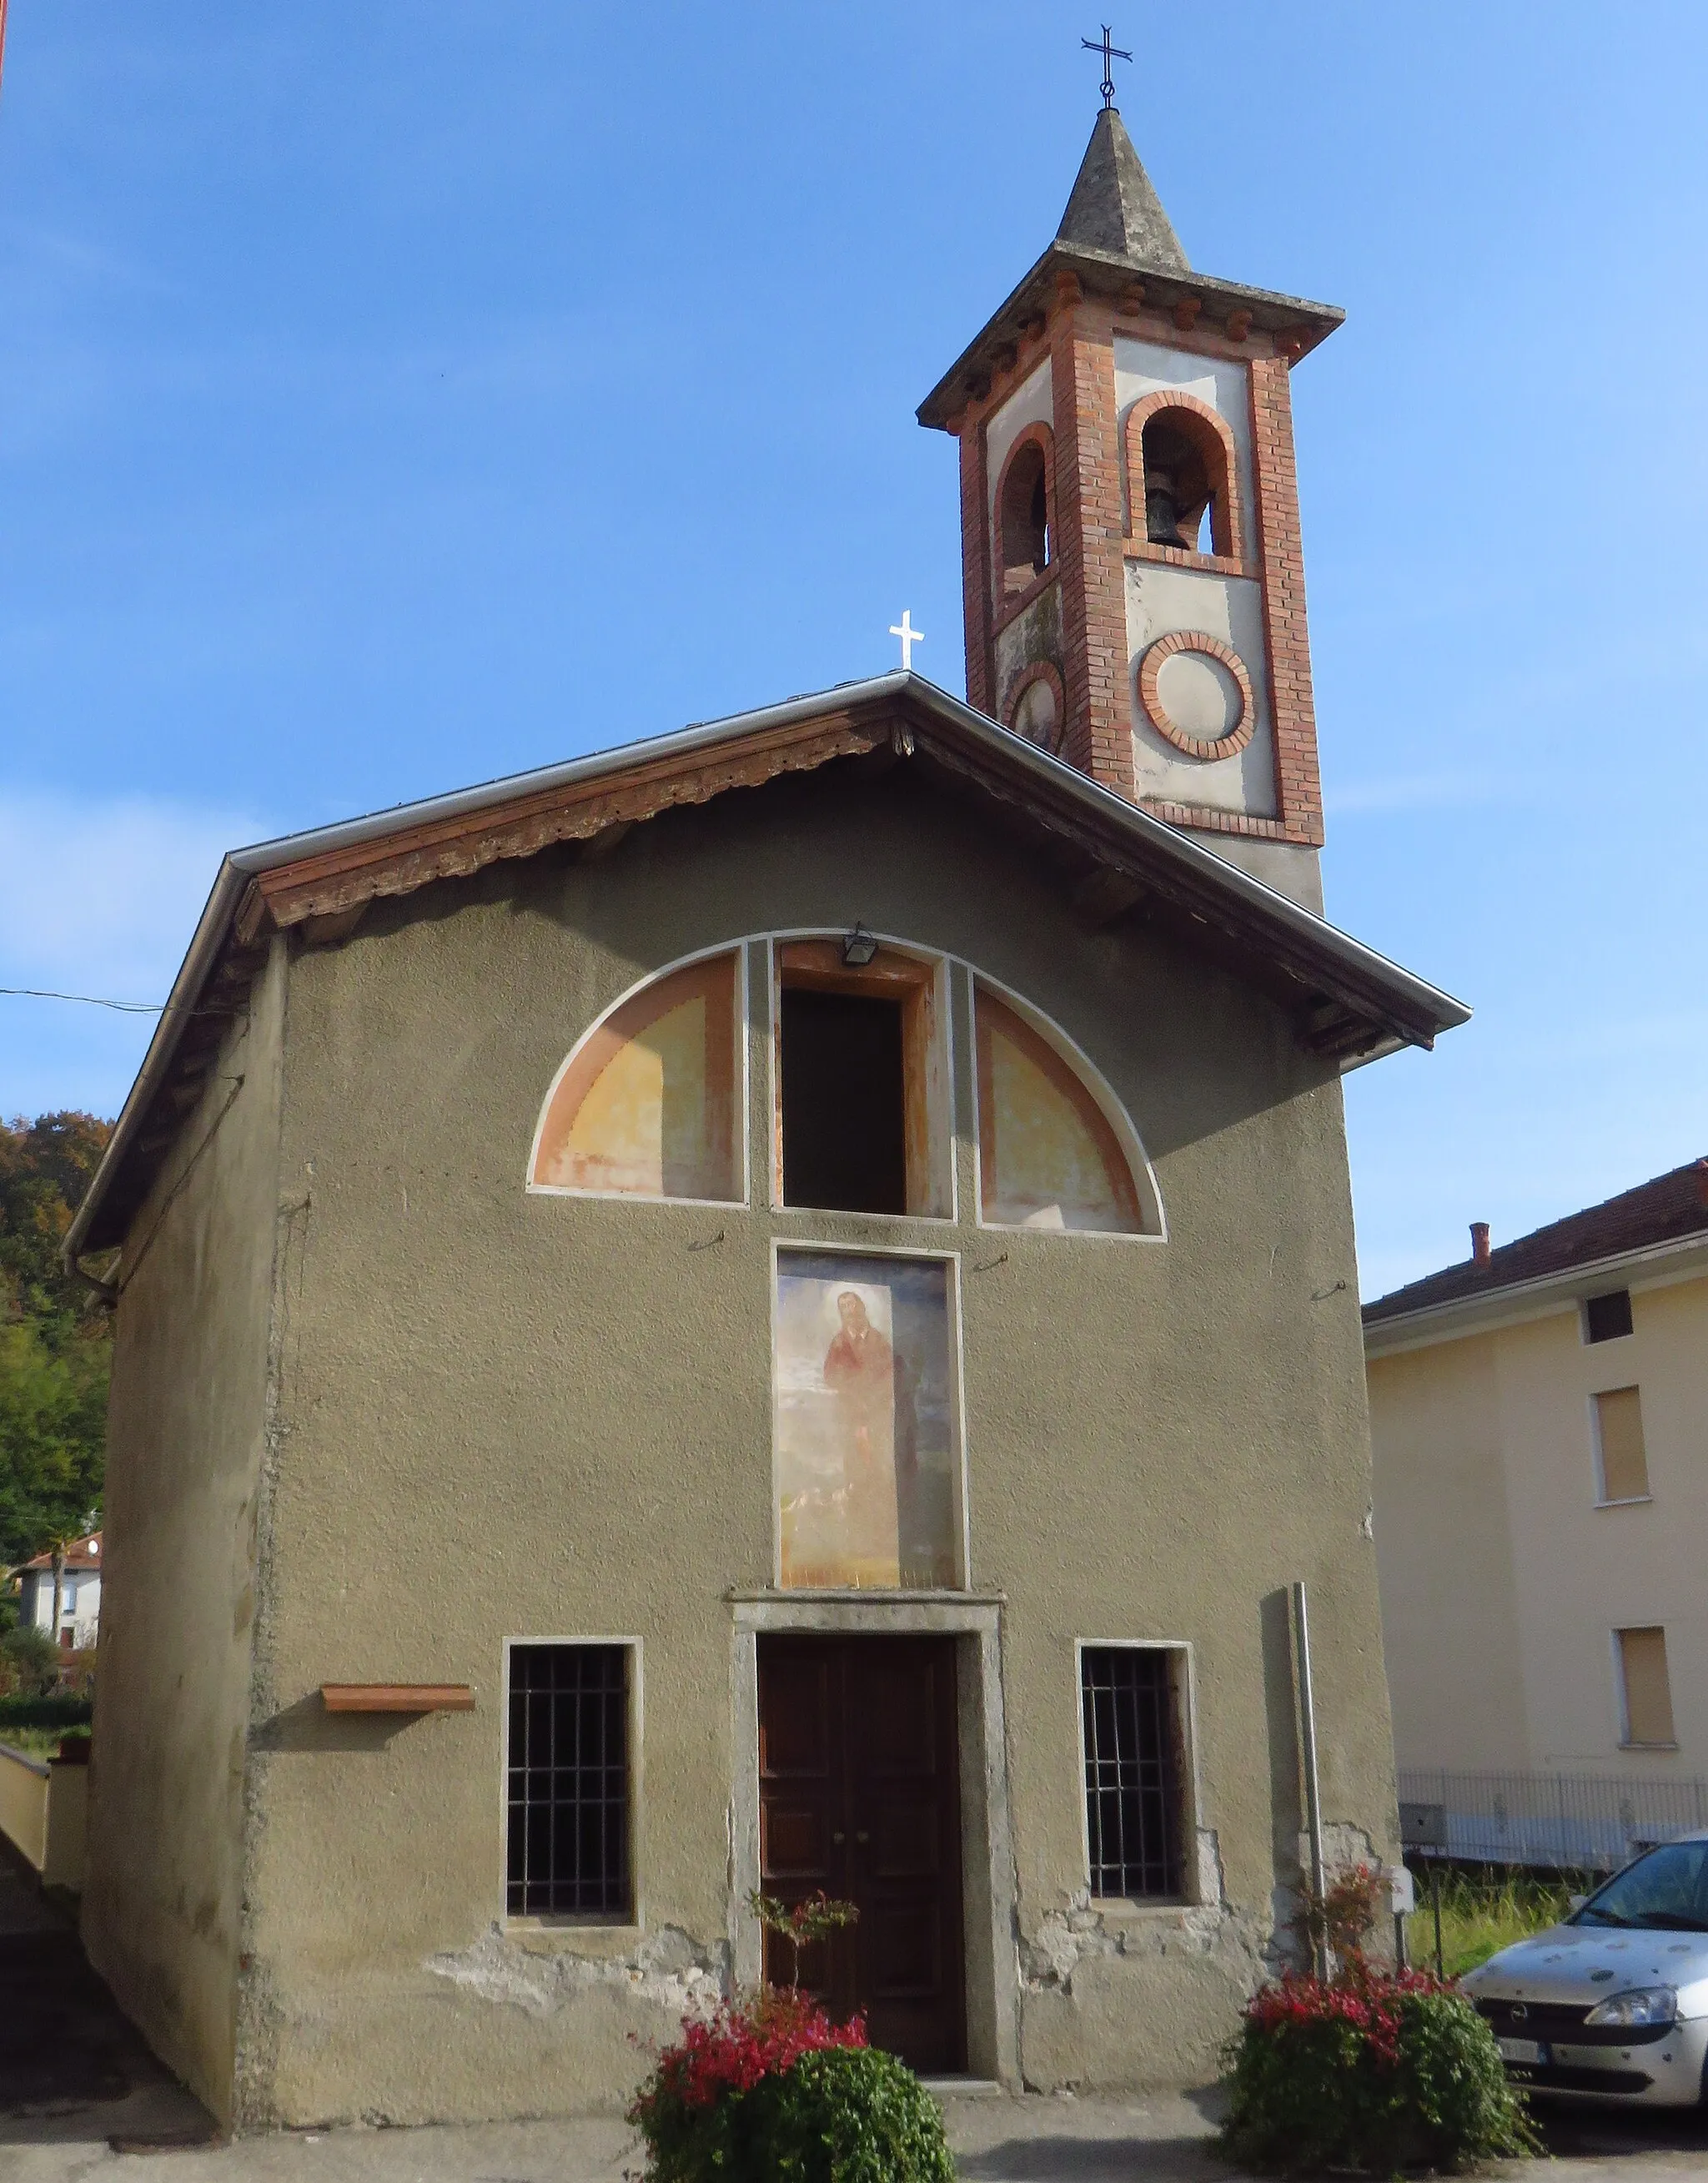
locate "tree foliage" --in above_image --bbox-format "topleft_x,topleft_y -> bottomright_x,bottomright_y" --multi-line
0,1114 -> 113,1565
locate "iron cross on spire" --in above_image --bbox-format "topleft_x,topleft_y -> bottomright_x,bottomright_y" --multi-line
1080,24 -> 1132,108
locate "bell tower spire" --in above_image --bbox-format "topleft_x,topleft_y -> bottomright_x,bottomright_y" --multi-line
917,100 -> 1345,908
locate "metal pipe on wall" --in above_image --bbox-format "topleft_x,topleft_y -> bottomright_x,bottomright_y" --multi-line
1293,1578 -> 1329,1979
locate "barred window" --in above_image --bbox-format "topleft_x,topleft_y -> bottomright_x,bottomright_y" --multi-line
1081,1646 -> 1186,1899
506,1642 -> 631,1918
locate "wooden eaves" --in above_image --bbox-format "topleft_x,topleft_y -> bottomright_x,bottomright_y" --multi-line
63,671 -> 1469,1261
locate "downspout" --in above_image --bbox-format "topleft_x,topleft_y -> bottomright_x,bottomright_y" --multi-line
67,1256 -> 118,1310
1292,1578 -> 1329,1978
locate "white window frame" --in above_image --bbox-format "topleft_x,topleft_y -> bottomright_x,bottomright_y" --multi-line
499,1633 -> 645,1932
1611,1625 -> 1678,1753
1590,1385 -> 1651,1509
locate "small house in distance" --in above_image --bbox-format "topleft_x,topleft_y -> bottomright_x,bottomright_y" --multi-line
64,105 -> 1464,2130
1366,1161 -> 1708,1860
13,1532 -> 103,1652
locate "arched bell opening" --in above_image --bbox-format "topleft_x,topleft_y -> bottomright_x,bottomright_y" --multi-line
994,429 -> 1055,600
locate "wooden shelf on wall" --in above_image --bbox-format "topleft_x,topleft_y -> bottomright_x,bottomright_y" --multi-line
319,1683 -> 475,1714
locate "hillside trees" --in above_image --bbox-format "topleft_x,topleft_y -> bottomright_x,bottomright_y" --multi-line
0,1114 -> 113,1567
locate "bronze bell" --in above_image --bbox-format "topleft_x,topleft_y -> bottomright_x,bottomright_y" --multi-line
1145,476 -> 1188,549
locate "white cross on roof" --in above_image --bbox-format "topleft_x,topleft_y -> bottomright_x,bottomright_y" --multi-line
888,611 -> 924,671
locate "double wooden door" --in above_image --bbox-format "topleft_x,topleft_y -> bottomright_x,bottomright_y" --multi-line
757,1635 -> 965,2074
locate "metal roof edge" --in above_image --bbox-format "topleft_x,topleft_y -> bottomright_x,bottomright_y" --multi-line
1362,1231 -> 1708,1356
63,857 -> 249,1265
66,670 -> 1467,1260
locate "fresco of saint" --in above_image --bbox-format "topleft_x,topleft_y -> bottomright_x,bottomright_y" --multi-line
774,1253 -> 957,1590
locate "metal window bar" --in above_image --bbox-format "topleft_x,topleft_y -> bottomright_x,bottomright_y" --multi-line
1399,1766 -> 1708,1874
506,1643 -> 630,1917
1082,1647 -> 1184,1899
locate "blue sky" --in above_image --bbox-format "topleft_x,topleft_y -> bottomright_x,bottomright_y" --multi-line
2,3 -> 1704,1298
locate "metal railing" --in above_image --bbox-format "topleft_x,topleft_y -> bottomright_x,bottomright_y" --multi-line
1399,1767 -> 1708,1873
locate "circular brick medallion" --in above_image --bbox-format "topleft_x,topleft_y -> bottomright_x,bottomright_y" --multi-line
1136,631 -> 1255,759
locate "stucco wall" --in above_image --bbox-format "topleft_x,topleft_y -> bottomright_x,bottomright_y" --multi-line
235,764 -> 1394,2125
81,940 -> 287,2127
1367,1335 -> 1526,1771
1369,1271 -> 1708,1777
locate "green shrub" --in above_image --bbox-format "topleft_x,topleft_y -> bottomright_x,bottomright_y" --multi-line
1,1625 -> 59,1697
629,1993 -> 954,2183
0,1692 -> 92,1730
757,2046 -> 956,2183
1221,1971 -> 1538,2174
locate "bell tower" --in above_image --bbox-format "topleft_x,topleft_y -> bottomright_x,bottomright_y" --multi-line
917,104 -> 1344,908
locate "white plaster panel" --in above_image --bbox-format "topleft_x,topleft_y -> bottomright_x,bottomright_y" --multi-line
984,359 -> 1054,528
992,581 -> 1062,723
1113,337 -> 1253,536
1125,563 -> 1275,817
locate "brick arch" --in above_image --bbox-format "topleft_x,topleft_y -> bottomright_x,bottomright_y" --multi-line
1123,390 -> 1245,562
1003,659 -> 1067,755
992,422 -> 1057,604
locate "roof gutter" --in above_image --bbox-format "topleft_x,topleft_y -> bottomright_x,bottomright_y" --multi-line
1363,1229 -> 1708,1356
64,671 -> 1469,1263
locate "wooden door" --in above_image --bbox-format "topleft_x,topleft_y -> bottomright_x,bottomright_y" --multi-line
757,1635 -> 965,2073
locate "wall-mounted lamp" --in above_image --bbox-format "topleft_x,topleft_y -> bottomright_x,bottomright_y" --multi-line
841,923 -> 878,968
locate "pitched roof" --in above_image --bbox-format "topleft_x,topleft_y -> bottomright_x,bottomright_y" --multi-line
1364,1158 -> 1708,1330
64,672 -> 1467,1260
917,111 -> 1343,431
19,1532 -> 102,1575
1054,107 -> 1189,273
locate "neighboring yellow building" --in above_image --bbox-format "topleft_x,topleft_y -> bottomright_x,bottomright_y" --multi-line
1365,1161 -> 1708,1860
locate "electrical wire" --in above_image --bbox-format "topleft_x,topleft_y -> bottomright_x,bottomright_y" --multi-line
0,986 -> 170,1014
0,986 -> 237,1018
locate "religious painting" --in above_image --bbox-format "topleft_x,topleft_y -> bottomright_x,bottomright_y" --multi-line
974,986 -> 1148,1234
774,1250 -> 961,1591
530,951 -> 741,1202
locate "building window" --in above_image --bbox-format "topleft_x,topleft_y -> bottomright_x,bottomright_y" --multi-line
506,1642 -> 632,1919
1594,1387 -> 1650,1504
775,941 -> 951,1218
1616,1627 -> 1676,1749
1585,1289 -> 1634,1344
1080,1645 -> 1187,1899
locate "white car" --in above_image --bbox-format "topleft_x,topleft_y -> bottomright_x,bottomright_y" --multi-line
1460,1834 -> 1708,2106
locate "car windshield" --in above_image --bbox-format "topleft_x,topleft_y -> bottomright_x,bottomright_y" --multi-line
1573,1842 -> 1708,1931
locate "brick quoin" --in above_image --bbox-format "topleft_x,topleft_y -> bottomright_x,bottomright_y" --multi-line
957,422 -> 992,717
1247,355 -> 1324,847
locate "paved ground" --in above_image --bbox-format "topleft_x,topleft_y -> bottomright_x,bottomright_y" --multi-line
10,1854 -> 1708,2181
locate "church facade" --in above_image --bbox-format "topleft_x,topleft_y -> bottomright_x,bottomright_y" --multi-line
67,110 -> 1465,2130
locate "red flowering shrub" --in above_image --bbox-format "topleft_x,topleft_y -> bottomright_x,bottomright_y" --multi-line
630,1990 -> 953,2180
1243,1960 -> 1447,2068
1223,1958 -> 1538,2173
632,1987 -> 866,2123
